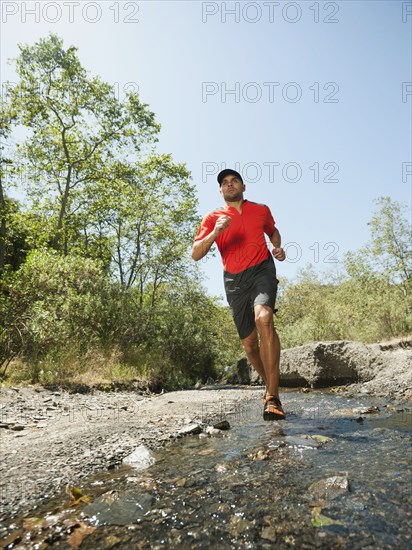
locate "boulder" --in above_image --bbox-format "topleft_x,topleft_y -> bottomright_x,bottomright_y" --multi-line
221,338 -> 412,390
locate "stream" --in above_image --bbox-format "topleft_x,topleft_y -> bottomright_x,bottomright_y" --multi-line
1,390 -> 411,549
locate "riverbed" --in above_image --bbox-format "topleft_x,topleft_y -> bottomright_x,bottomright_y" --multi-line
1,389 -> 411,548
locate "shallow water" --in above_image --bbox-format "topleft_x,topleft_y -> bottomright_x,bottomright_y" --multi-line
2,390 -> 412,549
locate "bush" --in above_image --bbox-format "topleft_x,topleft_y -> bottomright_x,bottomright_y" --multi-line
1,250 -> 125,379
0,250 -> 243,387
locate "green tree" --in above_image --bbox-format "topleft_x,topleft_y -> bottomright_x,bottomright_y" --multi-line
0,98 -> 17,276
92,155 -> 199,298
368,197 -> 411,297
9,33 -> 160,255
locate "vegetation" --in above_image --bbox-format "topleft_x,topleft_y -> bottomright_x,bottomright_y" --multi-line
277,197 -> 411,347
1,34 -> 410,388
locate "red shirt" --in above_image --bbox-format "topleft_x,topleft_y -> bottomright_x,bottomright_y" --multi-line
195,200 -> 276,274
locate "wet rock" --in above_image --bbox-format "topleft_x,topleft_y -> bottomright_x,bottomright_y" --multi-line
311,506 -> 345,527
284,435 -> 322,449
303,434 -> 332,444
122,445 -> 155,470
178,423 -> 202,436
308,475 -> 349,500
261,526 -> 277,542
205,426 -> 223,436
250,448 -> 271,461
83,491 -> 154,526
352,406 -> 380,415
101,534 -> 122,549
228,514 -> 255,535
213,420 -> 230,430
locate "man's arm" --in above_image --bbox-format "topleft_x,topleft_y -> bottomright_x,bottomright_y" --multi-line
269,228 -> 286,261
192,215 -> 231,261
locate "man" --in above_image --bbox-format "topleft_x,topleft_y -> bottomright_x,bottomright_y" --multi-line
192,169 -> 286,421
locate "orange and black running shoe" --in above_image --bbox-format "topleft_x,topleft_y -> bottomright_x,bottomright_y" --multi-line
263,395 -> 286,421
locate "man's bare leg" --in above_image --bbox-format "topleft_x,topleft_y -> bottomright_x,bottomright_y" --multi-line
254,304 -> 280,399
240,328 -> 267,385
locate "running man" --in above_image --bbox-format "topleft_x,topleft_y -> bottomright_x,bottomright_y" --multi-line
192,169 -> 286,421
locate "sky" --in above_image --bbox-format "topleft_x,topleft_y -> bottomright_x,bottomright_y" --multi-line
1,0 -> 411,300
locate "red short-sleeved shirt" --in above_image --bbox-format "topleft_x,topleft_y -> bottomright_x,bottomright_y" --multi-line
194,200 -> 276,274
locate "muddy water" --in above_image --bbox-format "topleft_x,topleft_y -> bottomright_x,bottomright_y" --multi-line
2,390 -> 412,549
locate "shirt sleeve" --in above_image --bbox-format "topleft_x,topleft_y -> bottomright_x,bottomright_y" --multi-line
263,206 -> 276,236
194,213 -> 216,242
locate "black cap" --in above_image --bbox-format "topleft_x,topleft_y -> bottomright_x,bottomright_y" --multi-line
217,168 -> 243,186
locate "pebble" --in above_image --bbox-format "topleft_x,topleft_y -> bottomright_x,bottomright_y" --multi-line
261,526 -> 277,542
205,426 -> 223,436
308,475 -> 350,500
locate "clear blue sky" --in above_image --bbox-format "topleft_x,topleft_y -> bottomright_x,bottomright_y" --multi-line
1,0 -> 411,299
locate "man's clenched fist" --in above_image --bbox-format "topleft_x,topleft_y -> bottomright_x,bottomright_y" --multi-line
213,215 -> 231,236
272,247 -> 286,261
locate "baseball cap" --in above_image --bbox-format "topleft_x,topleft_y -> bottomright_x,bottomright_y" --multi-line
217,168 -> 244,186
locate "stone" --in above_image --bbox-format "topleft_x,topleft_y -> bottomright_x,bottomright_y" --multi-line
122,445 -> 155,470
205,426 -> 222,436
250,449 -> 271,461
213,420 -> 230,430
261,526 -> 277,542
178,423 -> 202,436
352,406 -> 380,415
308,475 -> 349,500
304,434 -> 332,444
221,338 -> 412,391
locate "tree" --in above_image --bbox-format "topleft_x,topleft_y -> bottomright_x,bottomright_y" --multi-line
92,155 -> 199,297
368,197 -> 411,298
9,34 -> 160,255
1,33 -> 241,385
0,98 -> 16,276
342,197 -> 412,340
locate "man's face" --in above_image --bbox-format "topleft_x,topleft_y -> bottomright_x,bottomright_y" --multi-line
220,174 -> 245,202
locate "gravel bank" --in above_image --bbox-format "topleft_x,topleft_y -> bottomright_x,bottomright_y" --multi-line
0,385 -> 259,519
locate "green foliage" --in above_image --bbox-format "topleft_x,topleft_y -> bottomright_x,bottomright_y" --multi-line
2,250 -> 115,366
0,249 -> 241,386
277,198 -> 412,347
141,284 -> 242,387
7,33 -> 160,255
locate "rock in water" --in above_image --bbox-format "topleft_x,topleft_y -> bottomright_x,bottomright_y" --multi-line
178,423 -> 202,435
205,426 -> 223,436
122,445 -> 155,470
213,420 -> 230,430
308,475 -> 349,500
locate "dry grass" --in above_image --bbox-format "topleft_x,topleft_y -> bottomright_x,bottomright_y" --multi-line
4,346 -> 146,386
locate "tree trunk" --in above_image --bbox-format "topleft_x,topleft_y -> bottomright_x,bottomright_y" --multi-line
0,175 -> 6,276
53,166 -> 72,251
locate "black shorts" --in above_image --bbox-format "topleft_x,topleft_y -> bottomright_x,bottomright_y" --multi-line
223,256 -> 279,340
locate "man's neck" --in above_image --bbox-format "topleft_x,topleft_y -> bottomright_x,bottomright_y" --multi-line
226,198 -> 245,212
